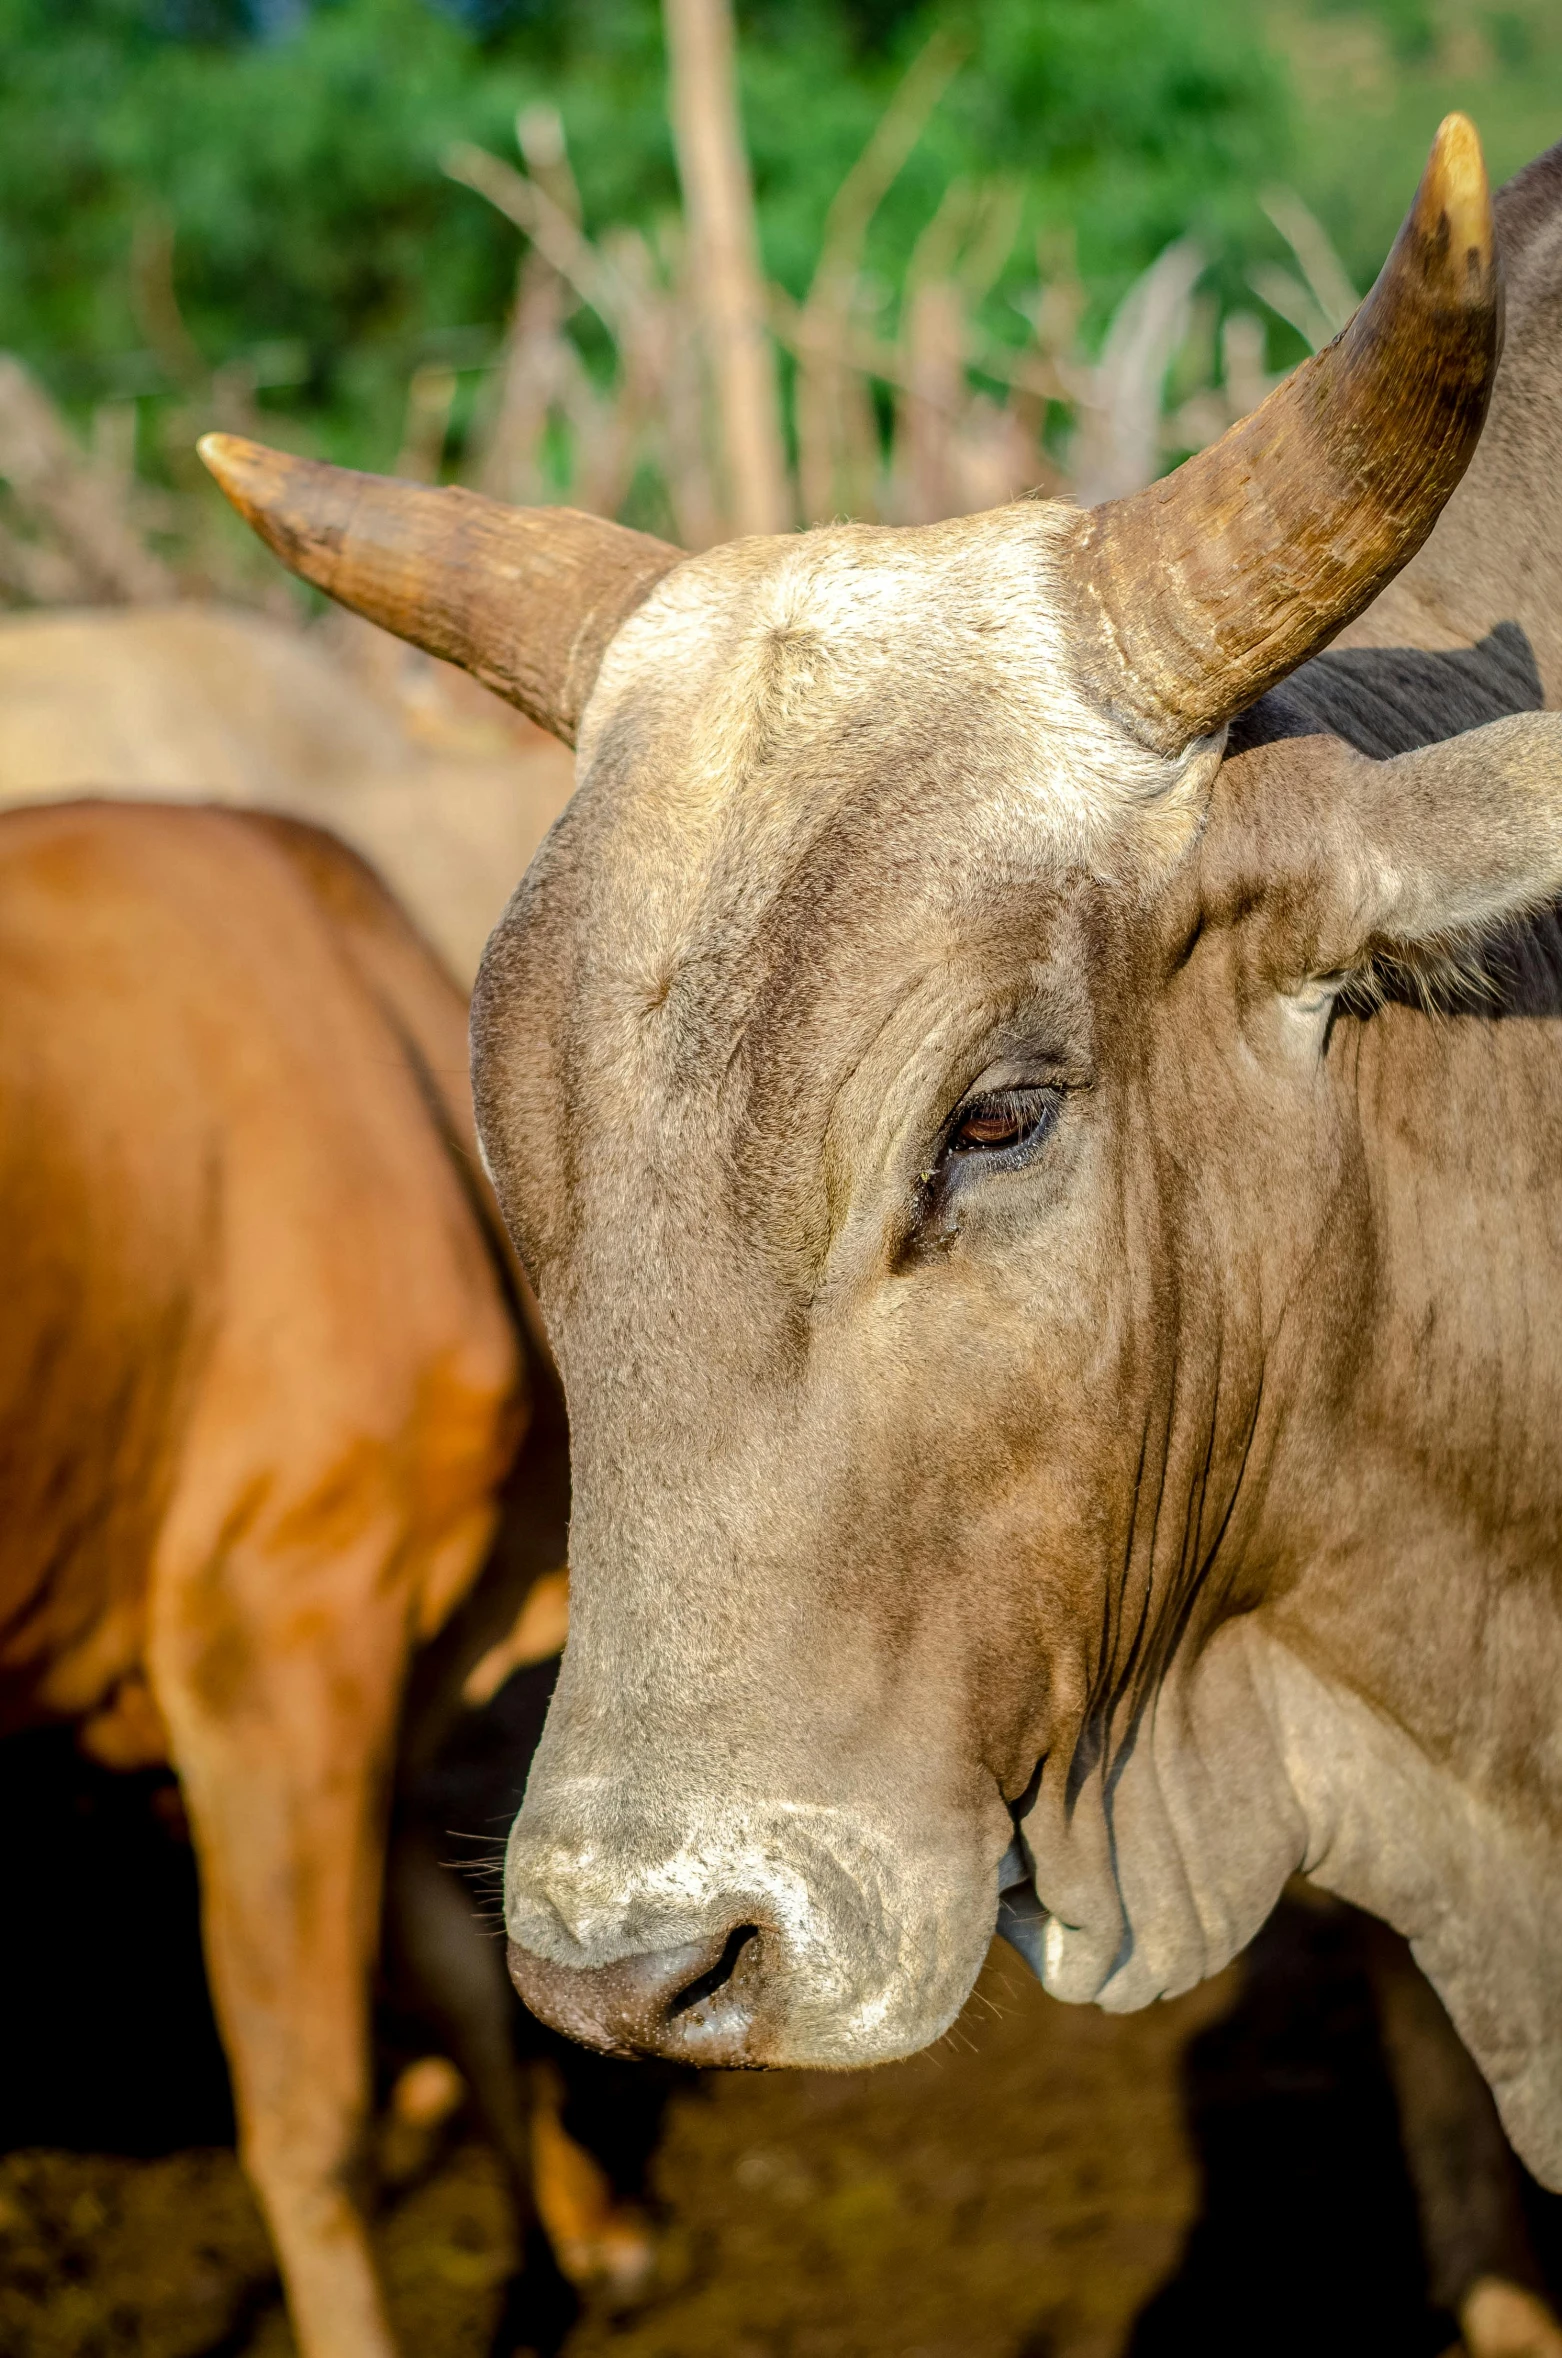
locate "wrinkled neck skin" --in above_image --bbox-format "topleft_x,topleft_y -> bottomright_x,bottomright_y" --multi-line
1022,955 -> 1562,2186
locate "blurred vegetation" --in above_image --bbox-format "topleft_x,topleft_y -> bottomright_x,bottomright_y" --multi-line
0,0 -> 1287,445
1273,0 -> 1562,280
0,0 -> 1558,579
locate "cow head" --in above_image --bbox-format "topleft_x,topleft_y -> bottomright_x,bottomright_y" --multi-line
208,119 -> 1560,2070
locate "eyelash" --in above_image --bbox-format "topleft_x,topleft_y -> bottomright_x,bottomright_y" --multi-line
944,1087 -> 1060,1165
915,1086 -> 1063,1222
948,1084 -> 1057,1160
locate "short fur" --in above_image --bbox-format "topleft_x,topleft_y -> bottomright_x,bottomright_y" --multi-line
472,138 -> 1562,2189
0,801 -> 562,2358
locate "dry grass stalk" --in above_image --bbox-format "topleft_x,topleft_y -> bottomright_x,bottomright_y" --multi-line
1254,187 -> 1359,348
472,109 -> 584,507
662,0 -> 790,534
1065,238 -> 1207,505
793,29 -> 965,523
395,366 -> 460,483
449,131 -> 723,544
0,354 -> 174,604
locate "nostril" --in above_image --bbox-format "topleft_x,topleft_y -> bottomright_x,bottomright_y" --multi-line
667,1923 -> 759,2020
507,1918 -> 775,2063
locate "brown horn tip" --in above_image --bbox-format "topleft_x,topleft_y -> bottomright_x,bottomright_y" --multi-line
1066,114 -> 1500,754
199,432 -> 300,545
1417,113 -> 1491,274
199,433 -> 682,747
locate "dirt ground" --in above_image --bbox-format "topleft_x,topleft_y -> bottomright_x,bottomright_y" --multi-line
8,1886 -> 1546,2358
0,1938 -> 1194,2358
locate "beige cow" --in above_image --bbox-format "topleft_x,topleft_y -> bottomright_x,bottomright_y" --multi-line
207,118 -> 1562,2358
0,601 -> 575,981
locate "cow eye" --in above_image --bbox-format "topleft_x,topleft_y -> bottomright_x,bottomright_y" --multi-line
943,1086 -> 1060,1170
907,1084 -> 1063,1248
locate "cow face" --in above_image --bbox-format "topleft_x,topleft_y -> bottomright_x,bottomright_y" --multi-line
203,118 -> 1513,2066
470,510 -> 1431,2064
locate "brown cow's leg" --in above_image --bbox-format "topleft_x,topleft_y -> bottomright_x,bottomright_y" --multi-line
1364,1918 -> 1562,2358
1460,2279 -> 1562,2358
151,1542 -> 409,2358
530,2063 -> 658,2306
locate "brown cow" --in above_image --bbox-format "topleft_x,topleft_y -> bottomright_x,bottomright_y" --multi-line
0,798 -> 566,2357
206,117 -> 1562,2353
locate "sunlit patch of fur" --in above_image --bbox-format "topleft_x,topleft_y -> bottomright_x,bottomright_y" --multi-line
581,502 -> 1221,893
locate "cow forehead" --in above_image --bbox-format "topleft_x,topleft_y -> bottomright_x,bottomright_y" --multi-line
480,503 -> 1224,1280
566,501 -> 1214,992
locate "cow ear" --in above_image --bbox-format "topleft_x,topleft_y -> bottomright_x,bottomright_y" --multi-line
1221,714 -> 1562,985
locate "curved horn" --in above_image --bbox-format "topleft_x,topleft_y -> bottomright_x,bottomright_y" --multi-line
1067,114 -> 1501,755
198,435 -> 682,746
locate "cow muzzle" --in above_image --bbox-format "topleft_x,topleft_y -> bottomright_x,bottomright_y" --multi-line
503,1771 -> 1006,2067
507,1918 -> 777,2065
